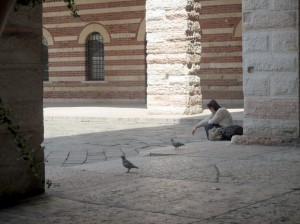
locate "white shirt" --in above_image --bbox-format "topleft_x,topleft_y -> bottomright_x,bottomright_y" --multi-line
195,108 -> 233,128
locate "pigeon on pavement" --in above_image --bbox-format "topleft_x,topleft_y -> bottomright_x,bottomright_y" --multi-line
121,156 -> 139,173
171,138 -> 185,149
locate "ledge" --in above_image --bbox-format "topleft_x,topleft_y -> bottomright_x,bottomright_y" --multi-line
232,135 -> 300,147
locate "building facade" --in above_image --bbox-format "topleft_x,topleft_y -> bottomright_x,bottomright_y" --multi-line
198,0 -> 243,107
42,0 -> 244,110
43,0 -> 147,104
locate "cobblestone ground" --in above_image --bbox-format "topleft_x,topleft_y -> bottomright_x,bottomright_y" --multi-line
43,119 -> 206,167
1,117 -> 299,224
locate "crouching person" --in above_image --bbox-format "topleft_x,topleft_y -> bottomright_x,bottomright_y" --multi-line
192,100 -> 233,140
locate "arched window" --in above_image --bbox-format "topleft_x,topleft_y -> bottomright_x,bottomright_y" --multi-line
42,36 -> 49,81
86,32 -> 104,81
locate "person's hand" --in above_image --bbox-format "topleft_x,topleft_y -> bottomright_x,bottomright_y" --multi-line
192,127 -> 196,135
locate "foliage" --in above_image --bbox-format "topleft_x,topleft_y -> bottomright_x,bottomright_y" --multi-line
0,98 -> 43,179
15,0 -> 80,17
16,0 -> 42,7
45,179 -> 52,188
63,0 -> 79,17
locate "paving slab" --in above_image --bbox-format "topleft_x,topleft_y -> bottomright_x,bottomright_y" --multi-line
0,104 -> 299,224
2,142 -> 299,224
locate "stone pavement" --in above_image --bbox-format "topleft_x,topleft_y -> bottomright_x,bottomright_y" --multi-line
42,102 -> 244,167
0,103 -> 300,224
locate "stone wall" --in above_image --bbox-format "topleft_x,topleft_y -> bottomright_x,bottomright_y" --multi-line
146,0 -> 202,114
0,4 -> 44,200
240,0 -> 299,142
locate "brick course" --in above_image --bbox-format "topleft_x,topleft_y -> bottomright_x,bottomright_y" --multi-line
43,0 -> 146,103
199,0 -> 243,107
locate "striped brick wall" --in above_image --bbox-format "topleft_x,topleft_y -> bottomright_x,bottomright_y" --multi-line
199,0 -> 243,108
43,0 -> 146,103
42,0 -> 244,108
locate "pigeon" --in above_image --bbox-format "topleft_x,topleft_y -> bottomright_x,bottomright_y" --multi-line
171,138 -> 185,149
121,156 -> 139,173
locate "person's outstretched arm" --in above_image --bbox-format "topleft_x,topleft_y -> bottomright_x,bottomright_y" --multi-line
192,114 -> 213,135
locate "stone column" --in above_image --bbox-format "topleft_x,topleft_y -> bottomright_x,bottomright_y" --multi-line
146,0 -> 202,114
236,0 -> 299,144
0,0 -> 16,37
0,4 -> 44,199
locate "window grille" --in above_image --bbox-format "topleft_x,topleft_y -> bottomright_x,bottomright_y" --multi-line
86,32 -> 104,80
42,36 -> 49,81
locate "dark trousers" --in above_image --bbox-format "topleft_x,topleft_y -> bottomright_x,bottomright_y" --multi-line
204,123 -> 221,139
